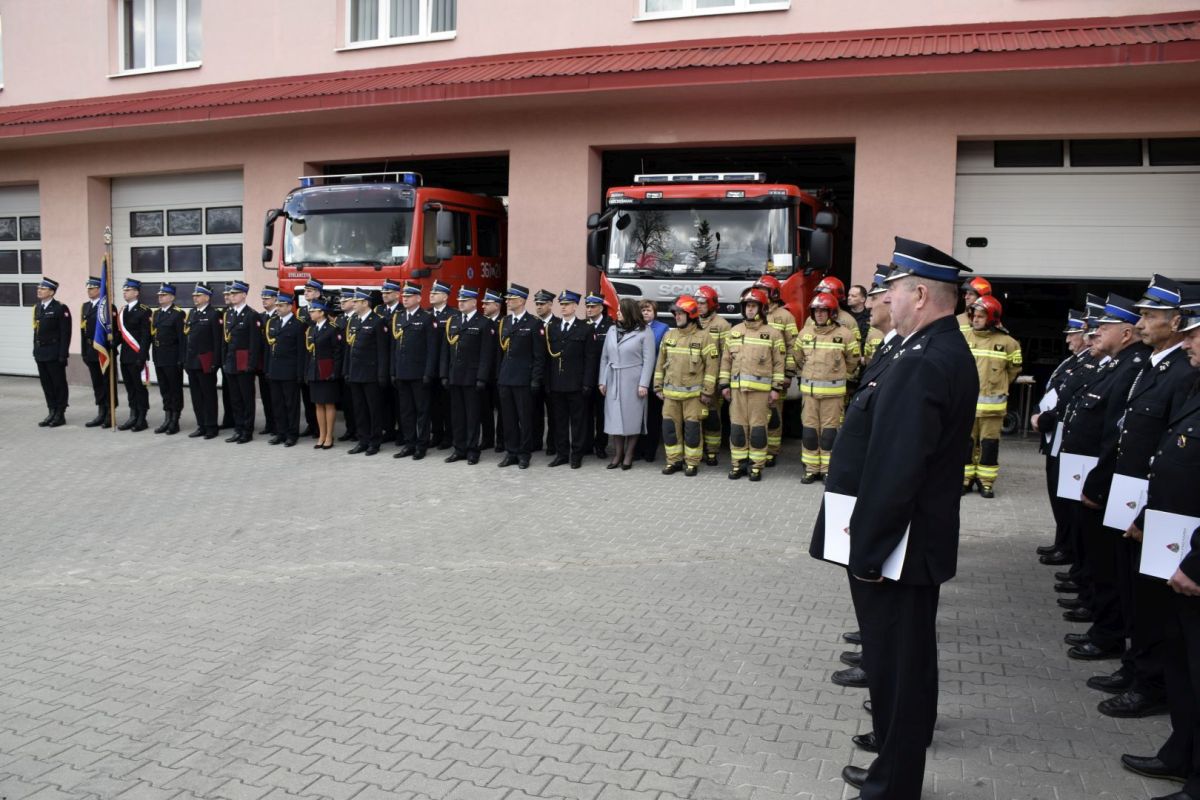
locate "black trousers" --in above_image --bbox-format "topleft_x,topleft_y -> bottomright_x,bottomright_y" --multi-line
499,384 -> 535,461
551,390 -> 587,461
228,372 -> 256,436
269,379 -> 301,441
1158,593 -> 1200,796
1068,502 -> 1093,600
300,382 -> 318,435
349,381 -> 383,448
583,387 -> 607,453
449,383 -> 483,458
380,381 -> 398,443
637,391 -> 664,460
155,363 -> 184,413
1045,455 -> 1075,554
339,379 -> 356,437
533,384 -> 553,451
257,373 -> 275,433
857,580 -> 941,800
1123,551 -> 1169,698
481,382 -> 500,448
429,382 -> 451,446
36,359 -> 69,412
84,358 -> 114,410
120,360 -> 150,414
220,376 -> 234,428
1082,506 -> 1125,651
394,378 -> 431,451
187,369 -> 218,432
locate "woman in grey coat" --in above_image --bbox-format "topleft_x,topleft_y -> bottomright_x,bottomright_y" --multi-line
598,297 -> 657,469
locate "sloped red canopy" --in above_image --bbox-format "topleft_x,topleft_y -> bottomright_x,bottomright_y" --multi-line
1,11 -> 1197,138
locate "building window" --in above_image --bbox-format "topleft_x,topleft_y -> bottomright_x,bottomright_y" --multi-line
639,0 -> 788,20
1148,138 -> 1200,166
994,140 -> 1064,168
1069,139 -> 1143,168
347,0 -> 456,47
119,0 -> 202,73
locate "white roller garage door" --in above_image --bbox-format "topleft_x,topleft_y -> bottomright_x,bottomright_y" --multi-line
0,186 -> 43,376
112,171 -> 244,384
953,141 -> 1200,281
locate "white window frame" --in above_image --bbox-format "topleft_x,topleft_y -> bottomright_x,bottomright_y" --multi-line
114,0 -> 202,78
637,0 -> 790,21
341,0 -> 456,51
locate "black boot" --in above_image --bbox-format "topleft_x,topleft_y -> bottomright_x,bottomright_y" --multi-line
47,409 -> 66,428
166,411 -> 180,435
100,408 -> 112,428
154,412 -> 170,434
85,407 -> 106,428
131,410 -> 148,432
118,411 -> 137,431
38,410 -> 54,427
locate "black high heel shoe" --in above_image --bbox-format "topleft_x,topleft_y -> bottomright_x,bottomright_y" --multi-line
621,462 -> 633,471
606,462 -> 620,470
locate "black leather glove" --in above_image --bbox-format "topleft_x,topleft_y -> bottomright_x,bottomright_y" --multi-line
475,380 -> 486,391
441,377 -> 449,388
423,375 -> 432,385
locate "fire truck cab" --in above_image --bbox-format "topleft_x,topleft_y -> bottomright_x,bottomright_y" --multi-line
262,172 -> 506,303
586,172 -> 837,325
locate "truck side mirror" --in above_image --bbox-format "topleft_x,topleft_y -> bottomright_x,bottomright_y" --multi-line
436,244 -> 453,261
263,208 -> 282,247
809,229 -> 833,273
586,230 -> 604,270
261,247 -> 274,265
815,209 -> 838,230
436,209 -> 453,245
586,212 -> 601,231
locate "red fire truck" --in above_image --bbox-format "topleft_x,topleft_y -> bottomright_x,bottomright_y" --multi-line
262,172 -> 506,301
586,172 -> 837,325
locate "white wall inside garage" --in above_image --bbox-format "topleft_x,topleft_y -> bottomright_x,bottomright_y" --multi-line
0,186 -> 43,376
953,141 -> 1200,281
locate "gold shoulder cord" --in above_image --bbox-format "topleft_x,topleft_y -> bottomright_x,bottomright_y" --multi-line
182,307 -> 191,336
444,316 -> 460,346
498,317 -> 510,352
150,308 -> 158,339
32,305 -> 39,335
545,325 -> 561,360
391,311 -> 405,343
223,310 -> 233,344
305,326 -> 316,354
265,317 -> 278,348
346,317 -> 358,346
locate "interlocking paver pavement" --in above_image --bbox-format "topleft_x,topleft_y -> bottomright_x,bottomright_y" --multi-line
0,375 -> 1177,799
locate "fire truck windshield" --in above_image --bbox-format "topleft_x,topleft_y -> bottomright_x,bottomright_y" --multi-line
283,210 -> 414,266
605,205 -> 794,278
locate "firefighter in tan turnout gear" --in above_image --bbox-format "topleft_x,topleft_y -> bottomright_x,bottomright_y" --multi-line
751,275 -> 798,466
719,289 -> 786,483
695,284 -> 731,464
964,294 -> 1022,497
654,295 -> 719,477
795,292 -> 860,483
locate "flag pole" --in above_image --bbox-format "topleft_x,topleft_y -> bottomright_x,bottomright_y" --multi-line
104,226 -> 117,431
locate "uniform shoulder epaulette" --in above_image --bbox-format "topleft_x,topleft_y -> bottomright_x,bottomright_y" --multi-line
138,303 -> 150,311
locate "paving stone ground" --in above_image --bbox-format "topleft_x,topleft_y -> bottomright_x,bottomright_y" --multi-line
0,375 -> 1177,799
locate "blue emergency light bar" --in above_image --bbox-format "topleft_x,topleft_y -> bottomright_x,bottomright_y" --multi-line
632,172 -> 767,185
297,172 -> 423,188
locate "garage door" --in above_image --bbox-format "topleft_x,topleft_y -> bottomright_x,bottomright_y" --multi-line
952,141 -> 1200,281
112,171 -> 244,384
0,186 -> 42,376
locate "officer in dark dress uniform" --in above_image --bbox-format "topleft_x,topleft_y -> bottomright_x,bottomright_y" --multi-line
376,279 -> 403,445
116,278 -> 152,432
1119,289 -> 1200,799
479,289 -> 505,452
1059,295 -> 1151,660
256,286 -> 279,436
582,293 -> 613,458
335,292 -> 358,442
345,287 -> 390,455
218,286 -> 236,431
303,299 -> 344,448
296,278 -> 325,438
80,275 -> 116,428
184,283 -> 222,439
440,287 -> 496,464
150,283 -> 186,435
496,283 -> 547,469
809,237 -> 978,800
532,288 -> 559,454
265,292 -> 305,446
545,290 -> 596,469
427,280 -> 455,449
32,277 -> 72,427
390,281 -> 438,460
1082,276 -> 1196,719
221,280 -> 263,443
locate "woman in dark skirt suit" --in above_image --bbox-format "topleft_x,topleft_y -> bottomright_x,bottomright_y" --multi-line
304,300 -> 343,448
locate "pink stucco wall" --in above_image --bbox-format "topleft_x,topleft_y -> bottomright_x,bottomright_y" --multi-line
1,0 -> 1196,107
2,63 -> 1198,324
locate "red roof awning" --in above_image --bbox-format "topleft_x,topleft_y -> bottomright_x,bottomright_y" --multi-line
1,11 -> 1197,139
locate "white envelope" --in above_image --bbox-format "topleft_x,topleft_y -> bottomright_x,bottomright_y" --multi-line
1103,474 -> 1149,531
1140,509 -> 1199,580
1050,422 -> 1064,457
822,491 -> 909,581
1038,388 -> 1059,413
1056,452 -> 1098,501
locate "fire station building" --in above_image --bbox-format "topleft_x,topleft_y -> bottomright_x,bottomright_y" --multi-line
0,0 -> 1198,380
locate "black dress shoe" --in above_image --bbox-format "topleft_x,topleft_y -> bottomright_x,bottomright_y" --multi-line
863,700 -> 872,714
204,430 -> 219,440
1063,607 -> 1094,623
570,460 -> 582,469
395,446 -> 415,458
284,439 -> 298,447
269,436 -> 285,445
226,434 -> 242,443
1040,550 -> 1071,565
519,461 -> 530,469
467,455 -> 480,465
47,412 -> 66,428
1152,792 -> 1200,800
259,426 -> 273,435
365,447 -> 380,456
593,446 -> 607,459
842,765 -> 868,789
348,444 -> 368,455
338,431 -> 357,442
1068,642 -> 1122,660
1086,670 -> 1133,694
498,456 -> 518,468
1057,597 -> 1083,610
832,666 -> 869,688
1120,754 -> 1187,783
444,453 -> 465,463
38,412 -> 54,427
412,450 -> 426,461
236,434 -> 252,443
843,631 -> 863,645
85,411 -> 106,428
1054,571 -> 1073,582
1036,544 -> 1059,556
1064,632 -> 1092,647
188,428 -> 205,438
1055,581 -> 1081,593
548,456 -> 569,467
851,732 -> 878,753
1099,691 -> 1168,718
840,651 -> 863,668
